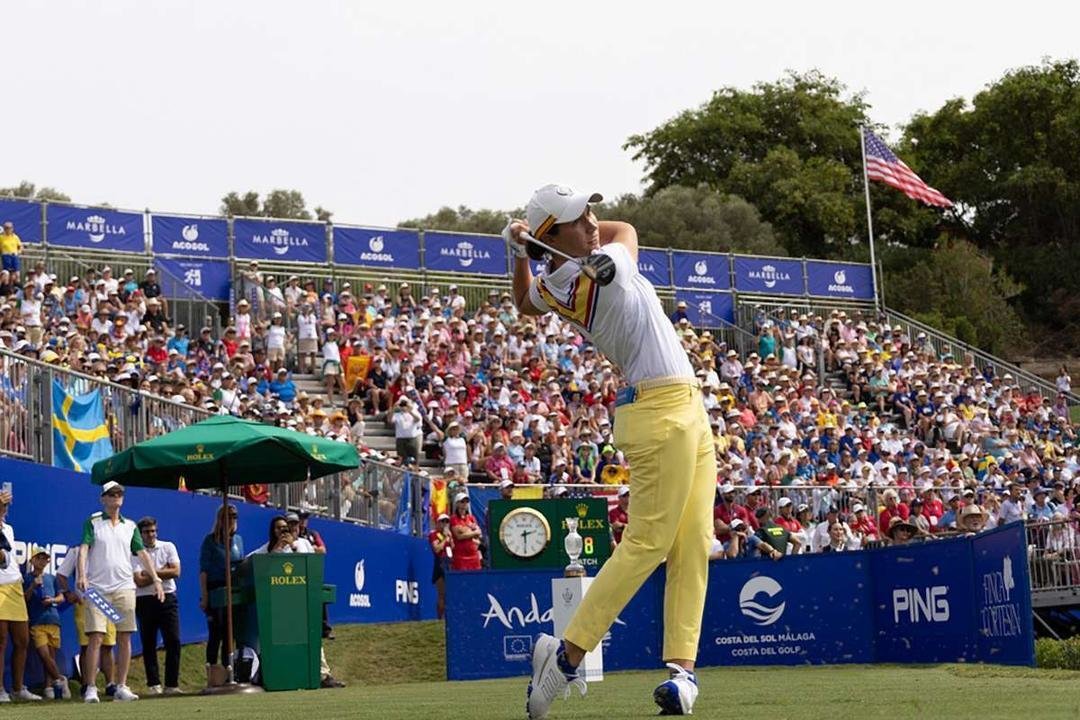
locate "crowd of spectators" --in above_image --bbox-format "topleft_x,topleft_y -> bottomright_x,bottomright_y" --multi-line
1,230 -> 1079,565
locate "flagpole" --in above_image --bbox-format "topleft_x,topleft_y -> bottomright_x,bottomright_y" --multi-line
859,125 -> 881,311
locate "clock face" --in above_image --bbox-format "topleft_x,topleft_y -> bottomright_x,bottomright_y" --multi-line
499,508 -> 551,559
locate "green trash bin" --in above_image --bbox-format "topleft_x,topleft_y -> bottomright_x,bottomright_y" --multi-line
219,553 -> 335,691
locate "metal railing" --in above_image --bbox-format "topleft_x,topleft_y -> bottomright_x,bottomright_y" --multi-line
21,246 -> 225,337
1026,519 -> 1080,607
0,347 -> 213,464
735,298 -> 1080,408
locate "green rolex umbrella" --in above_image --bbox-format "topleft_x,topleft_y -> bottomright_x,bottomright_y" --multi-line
91,414 -> 359,489
92,414 -> 359,692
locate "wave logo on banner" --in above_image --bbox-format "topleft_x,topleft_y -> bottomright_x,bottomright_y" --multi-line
258,227 -> 307,256
672,251 -> 730,289
72,214 -> 124,244
445,240 -> 489,269
753,264 -> 791,290
333,226 -> 420,269
350,559 -> 371,608
739,576 -> 786,626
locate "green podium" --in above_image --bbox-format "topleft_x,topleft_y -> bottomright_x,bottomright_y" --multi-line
216,554 -> 335,691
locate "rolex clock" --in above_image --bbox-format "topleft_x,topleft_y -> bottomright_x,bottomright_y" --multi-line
498,507 -> 552,559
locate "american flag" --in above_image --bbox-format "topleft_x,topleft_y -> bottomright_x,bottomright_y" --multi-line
863,129 -> 953,208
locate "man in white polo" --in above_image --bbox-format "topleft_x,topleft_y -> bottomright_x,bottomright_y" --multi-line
77,481 -> 164,703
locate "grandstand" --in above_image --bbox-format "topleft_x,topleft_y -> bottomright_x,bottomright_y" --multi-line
1,195 -> 1079,637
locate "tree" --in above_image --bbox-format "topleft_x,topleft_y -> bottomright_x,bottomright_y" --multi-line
0,181 -> 71,202
220,189 -> 324,221
597,185 -> 783,254
624,71 -> 940,258
399,206 -> 520,235
882,239 -> 1026,356
899,59 -> 1080,347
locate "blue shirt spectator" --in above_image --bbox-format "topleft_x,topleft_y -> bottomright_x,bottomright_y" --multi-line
269,371 -> 297,403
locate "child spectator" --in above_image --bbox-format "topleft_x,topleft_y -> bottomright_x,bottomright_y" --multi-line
23,545 -> 70,699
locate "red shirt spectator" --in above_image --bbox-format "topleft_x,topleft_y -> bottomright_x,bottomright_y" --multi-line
878,491 -> 911,536
921,494 -> 945,532
449,496 -> 481,571
849,507 -> 878,542
484,444 -> 515,482
774,502 -> 802,534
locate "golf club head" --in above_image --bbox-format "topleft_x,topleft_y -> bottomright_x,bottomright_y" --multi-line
584,254 -> 616,286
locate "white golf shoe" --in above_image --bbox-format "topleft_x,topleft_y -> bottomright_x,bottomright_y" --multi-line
525,634 -> 586,719
653,663 -> 698,715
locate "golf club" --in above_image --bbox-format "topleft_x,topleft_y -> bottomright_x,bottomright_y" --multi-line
519,231 -> 616,286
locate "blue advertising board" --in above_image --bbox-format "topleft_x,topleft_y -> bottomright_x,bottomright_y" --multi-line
0,198 -> 43,244
674,290 -> 734,326
155,257 -> 232,302
733,256 -> 805,295
423,231 -> 507,275
871,536 -> 979,663
233,218 -> 327,263
150,214 -> 229,258
972,523 -> 1035,666
445,526 -> 1032,678
697,552 -> 873,666
637,247 -> 670,287
333,226 -> 421,270
672,251 -> 730,290
0,457 -> 436,688
445,568 -> 662,681
45,205 -> 145,253
805,261 -> 875,300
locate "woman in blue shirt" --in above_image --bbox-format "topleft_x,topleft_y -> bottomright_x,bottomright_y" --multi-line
199,505 -> 243,669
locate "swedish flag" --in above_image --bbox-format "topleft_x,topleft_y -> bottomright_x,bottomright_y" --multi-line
52,380 -> 114,473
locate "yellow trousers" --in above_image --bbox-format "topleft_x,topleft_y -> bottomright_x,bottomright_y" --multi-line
564,382 -> 716,661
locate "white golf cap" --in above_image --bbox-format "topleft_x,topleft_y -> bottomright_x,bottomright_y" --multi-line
525,184 -> 603,238
777,497 -> 793,508
498,478 -> 514,489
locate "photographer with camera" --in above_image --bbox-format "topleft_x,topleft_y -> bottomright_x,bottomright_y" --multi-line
390,394 -> 423,463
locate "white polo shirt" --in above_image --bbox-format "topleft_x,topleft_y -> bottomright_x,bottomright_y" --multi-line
0,524 -> 22,585
529,243 -> 693,386
131,540 -> 179,597
82,512 -> 144,593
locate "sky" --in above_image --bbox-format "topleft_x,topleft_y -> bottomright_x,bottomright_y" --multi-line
3,1 -> 1076,227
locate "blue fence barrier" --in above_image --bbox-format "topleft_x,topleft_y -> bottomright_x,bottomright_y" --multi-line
333,225 -> 422,270
0,199 -> 42,244
445,523 -> 1033,680
0,457 -> 436,689
151,215 -> 230,258
45,205 -> 145,253
0,199 -> 878,301
805,260 -> 875,300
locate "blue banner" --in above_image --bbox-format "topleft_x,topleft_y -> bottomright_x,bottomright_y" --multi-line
871,539 -> 979,663
697,552 -> 873,666
423,232 -> 507,275
51,381 -> 114,474
445,568 -> 662,681
674,290 -> 734,326
155,257 -> 232,302
150,214 -> 229,258
233,218 -> 327,263
805,261 -> 875,300
672,251 -> 730,290
637,248 -> 671,287
732,256 -> 805,295
333,226 -> 421,269
972,523 -> 1035,666
0,456 -> 436,688
0,199 -> 43,244
45,205 -> 145,253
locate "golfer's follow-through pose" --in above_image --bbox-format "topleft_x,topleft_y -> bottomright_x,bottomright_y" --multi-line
506,184 -> 716,718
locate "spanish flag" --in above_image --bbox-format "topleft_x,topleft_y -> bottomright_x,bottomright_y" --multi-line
52,380 -> 114,473
430,477 -> 449,523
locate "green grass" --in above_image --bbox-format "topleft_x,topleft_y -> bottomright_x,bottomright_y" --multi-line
12,622 -> 1080,719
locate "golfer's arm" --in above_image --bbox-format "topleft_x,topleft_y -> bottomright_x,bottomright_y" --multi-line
512,257 -> 544,316
598,221 -> 638,262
